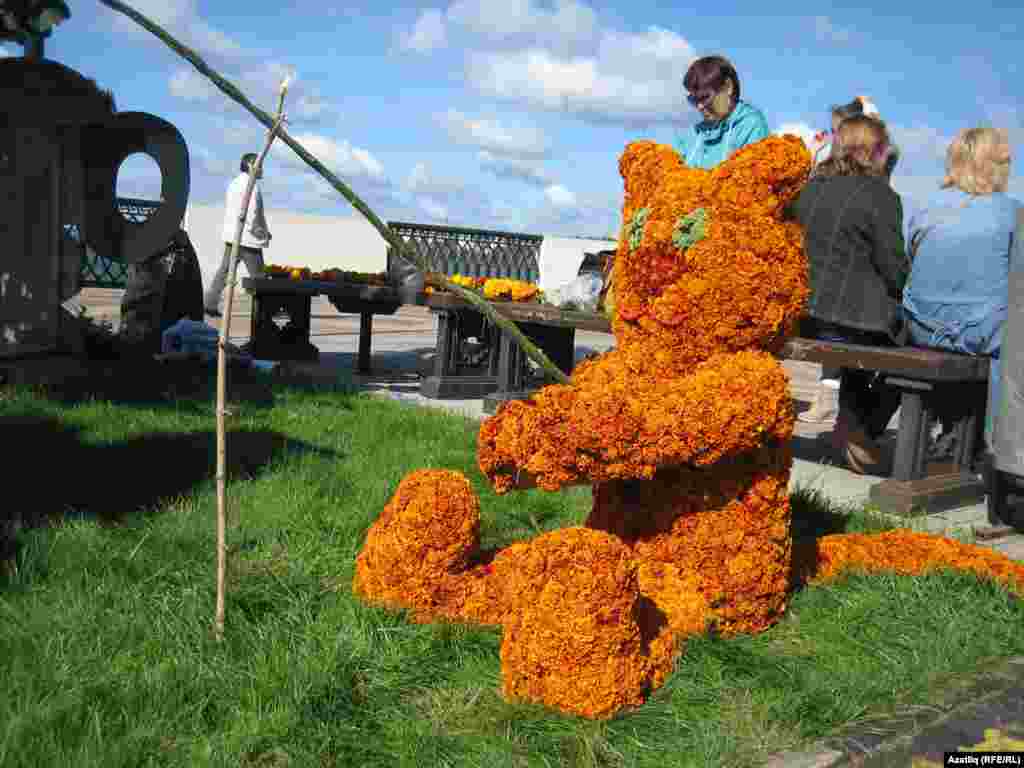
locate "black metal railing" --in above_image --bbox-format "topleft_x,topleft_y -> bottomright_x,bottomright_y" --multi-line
386,220 -> 543,282
78,197 -> 163,288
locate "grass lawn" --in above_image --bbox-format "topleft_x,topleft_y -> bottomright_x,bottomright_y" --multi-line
2,364 -> 1023,768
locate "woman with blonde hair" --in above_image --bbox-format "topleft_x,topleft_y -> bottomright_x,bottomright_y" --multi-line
903,127 -> 1019,452
785,115 -> 910,473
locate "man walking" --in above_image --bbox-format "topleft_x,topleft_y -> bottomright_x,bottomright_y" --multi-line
204,152 -> 272,318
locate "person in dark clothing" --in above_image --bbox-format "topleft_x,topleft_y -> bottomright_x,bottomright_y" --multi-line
785,115 -> 910,473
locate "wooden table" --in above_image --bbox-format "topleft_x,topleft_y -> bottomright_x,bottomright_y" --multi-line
242,278 -> 402,372
419,293 -> 610,401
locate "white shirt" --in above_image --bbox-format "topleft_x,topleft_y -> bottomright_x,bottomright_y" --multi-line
222,172 -> 271,249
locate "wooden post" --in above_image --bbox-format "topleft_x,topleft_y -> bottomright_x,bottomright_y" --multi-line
214,78 -> 289,641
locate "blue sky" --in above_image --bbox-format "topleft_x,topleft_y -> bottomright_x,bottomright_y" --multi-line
6,0 -> 1022,238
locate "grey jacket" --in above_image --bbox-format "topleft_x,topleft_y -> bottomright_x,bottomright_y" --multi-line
786,175 -> 910,342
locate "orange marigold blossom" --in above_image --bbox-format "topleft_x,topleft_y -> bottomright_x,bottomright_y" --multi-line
352,134 -> 1024,721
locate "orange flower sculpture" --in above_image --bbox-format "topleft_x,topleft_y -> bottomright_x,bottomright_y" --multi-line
353,135 -> 1024,720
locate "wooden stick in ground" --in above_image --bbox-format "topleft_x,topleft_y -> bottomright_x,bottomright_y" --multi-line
213,81 -> 289,641
95,0 -> 571,386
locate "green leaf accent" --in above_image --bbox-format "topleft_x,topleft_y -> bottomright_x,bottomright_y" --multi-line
673,208 -> 708,253
627,208 -> 650,251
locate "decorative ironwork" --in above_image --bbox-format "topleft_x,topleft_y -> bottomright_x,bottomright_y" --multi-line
116,196 -> 163,224
387,220 -> 542,282
78,197 -> 163,288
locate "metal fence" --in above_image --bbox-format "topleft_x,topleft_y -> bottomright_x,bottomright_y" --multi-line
386,220 -> 543,282
77,197 -> 163,288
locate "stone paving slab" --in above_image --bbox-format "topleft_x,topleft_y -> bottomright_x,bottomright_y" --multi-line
766,657 -> 1024,767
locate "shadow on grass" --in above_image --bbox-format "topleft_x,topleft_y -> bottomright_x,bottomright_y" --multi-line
6,356 -> 358,413
0,413 -> 340,560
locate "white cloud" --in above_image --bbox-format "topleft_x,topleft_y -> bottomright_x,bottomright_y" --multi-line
190,145 -> 236,177
398,2 -> 695,126
399,8 -> 447,53
544,184 -> 576,208
775,122 -> 820,151
168,68 -> 217,102
813,15 -> 853,45
270,132 -> 385,183
406,161 -> 464,195
168,62 -> 334,124
0,45 -> 14,57
478,150 -> 552,187
446,0 -> 598,51
418,197 -> 449,221
108,0 -> 244,59
436,109 -> 548,157
401,161 -> 497,226
219,120 -> 264,147
467,42 -> 688,125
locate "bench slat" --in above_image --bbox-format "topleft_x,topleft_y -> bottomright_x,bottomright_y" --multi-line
781,337 -> 989,382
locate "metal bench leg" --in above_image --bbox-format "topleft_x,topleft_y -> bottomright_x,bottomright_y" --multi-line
357,312 -> 372,374
872,377 -> 986,516
498,330 -> 524,393
433,311 -> 458,378
421,309 -> 499,399
249,292 -> 317,361
892,389 -> 926,481
951,399 -> 980,474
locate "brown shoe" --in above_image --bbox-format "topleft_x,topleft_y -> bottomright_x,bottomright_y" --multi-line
827,407 -> 858,455
844,427 -> 889,475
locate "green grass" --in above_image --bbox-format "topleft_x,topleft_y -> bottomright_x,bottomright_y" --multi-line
2,368 -> 1023,768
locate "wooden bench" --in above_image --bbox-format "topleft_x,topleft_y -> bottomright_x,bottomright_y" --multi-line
426,295 -> 990,515
241,277 -> 401,372
783,337 -> 990,515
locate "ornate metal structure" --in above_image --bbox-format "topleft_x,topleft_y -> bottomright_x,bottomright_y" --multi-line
386,221 -> 543,282
0,57 -> 190,357
76,197 -> 164,288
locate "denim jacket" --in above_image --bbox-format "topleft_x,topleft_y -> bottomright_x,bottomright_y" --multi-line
902,189 -> 1020,355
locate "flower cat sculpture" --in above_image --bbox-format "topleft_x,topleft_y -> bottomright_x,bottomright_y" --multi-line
354,136 -> 1024,720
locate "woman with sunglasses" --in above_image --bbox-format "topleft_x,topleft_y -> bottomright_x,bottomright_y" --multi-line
676,55 -> 770,169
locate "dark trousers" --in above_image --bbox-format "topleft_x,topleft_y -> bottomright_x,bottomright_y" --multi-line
204,243 -> 264,312
802,318 -> 902,439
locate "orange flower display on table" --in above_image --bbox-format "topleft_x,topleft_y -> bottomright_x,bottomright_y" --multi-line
353,134 -> 1024,721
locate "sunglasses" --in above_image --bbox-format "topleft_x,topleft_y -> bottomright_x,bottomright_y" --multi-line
686,88 -> 717,108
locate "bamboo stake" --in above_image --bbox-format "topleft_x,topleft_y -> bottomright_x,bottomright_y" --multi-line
96,0 -> 571,385
213,80 -> 289,640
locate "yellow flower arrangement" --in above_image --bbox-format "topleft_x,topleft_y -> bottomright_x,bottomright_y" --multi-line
353,134 -> 1024,721
434,274 -> 543,302
262,265 -> 389,284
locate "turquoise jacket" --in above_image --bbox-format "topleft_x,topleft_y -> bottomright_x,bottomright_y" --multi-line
674,99 -> 770,169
